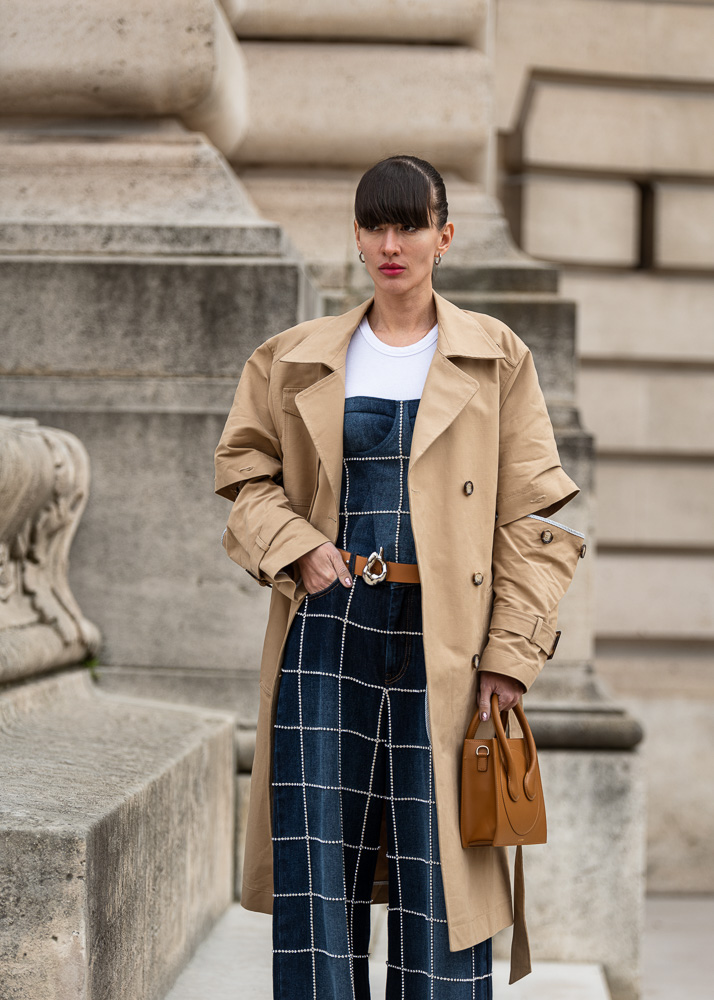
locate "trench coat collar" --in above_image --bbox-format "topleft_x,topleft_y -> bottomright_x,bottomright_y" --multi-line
281,291 -> 506,509
279,290 -> 505,369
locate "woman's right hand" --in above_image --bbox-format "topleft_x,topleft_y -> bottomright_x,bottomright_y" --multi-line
297,541 -> 352,594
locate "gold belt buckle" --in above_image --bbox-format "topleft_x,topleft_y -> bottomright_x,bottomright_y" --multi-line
363,546 -> 388,586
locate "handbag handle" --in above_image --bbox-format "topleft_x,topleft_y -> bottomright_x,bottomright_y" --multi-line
465,693 -> 540,803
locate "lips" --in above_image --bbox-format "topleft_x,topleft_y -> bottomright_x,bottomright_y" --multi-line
379,264 -> 405,272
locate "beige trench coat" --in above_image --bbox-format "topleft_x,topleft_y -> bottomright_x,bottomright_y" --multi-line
215,291 -> 584,982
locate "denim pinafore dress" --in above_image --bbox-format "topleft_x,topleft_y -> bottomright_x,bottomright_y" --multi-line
271,396 -> 492,1000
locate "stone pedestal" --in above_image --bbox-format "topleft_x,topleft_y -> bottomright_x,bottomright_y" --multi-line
0,670 -> 235,1000
0,123 -> 316,674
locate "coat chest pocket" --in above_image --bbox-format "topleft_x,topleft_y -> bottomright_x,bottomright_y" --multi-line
281,387 -> 317,511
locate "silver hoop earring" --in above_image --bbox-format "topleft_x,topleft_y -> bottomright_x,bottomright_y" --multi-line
358,251 -> 365,263
434,253 -> 442,265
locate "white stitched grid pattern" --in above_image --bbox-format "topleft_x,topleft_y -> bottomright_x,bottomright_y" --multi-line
270,398 -> 492,999
339,398 -> 415,567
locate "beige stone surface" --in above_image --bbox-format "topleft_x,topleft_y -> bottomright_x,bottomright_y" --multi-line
592,691 -> 714,893
643,895 -> 714,998
0,1 -> 248,160
521,80 -> 714,175
561,271 -> 714,362
596,460 -> 714,547
493,750 -> 646,1000
520,175 -> 639,266
223,0 -> 487,43
595,647 -> 714,701
0,670 -> 236,1000
0,125 -> 259,228
655,183 -> 714,269
579,367 -> 714,455
495,0 -> 714,129
596,552 -> 714,640
236,43 -> 491,179
1,0 -> 215,114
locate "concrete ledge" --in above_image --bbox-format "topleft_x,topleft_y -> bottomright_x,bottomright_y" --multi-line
0,669 -> 236,1000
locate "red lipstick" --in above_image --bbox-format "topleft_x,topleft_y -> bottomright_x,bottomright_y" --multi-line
379,263 -> 405,274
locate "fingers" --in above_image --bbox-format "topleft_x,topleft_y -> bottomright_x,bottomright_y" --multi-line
477,670 -> 526,721
478,676 -> 494,722
328,547 -> 352,588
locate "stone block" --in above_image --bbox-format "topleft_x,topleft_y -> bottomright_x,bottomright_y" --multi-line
492,749 -> 646,1000
237,43 -> 491,179
518,79 -> 714,176
655,183 -> 714,269
0,243 -> 312,670
561,271 -> 714,362
495,0 -> 714,130
517,175 -> 639,266
596,459 -> 714,547
0,1 -> 248,160
0,126 -> 280,257
0,669 -> 235,1000
596,552 -> 714,640
223,0 -> 487,44
579,366 -> 714,455
592,683 -> 714,894
0,257 -> 303,377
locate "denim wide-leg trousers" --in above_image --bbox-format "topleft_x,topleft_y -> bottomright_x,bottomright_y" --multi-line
271,575 -> 493,1000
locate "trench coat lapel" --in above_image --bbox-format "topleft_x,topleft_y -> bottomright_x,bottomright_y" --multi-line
280,300 -> 368,513
280,291 -> 505,510
410,293 -> 506,469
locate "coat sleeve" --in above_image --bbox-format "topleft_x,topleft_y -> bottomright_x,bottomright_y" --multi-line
214,341 -> 331,602
478,347 -> 584,691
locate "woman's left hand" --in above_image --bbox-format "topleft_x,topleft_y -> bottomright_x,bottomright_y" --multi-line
477,670 -> 526,722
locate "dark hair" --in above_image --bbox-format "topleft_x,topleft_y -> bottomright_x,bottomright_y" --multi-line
354,155 -> 448,231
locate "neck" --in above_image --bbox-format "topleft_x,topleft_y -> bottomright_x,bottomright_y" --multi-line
367,284 -> 438,347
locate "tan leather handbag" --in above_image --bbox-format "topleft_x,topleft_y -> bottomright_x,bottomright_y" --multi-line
460,691 -> 546,849
460,692 -> 546,984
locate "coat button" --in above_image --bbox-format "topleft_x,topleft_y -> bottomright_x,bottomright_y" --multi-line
463,481 -> 474,495
580,543 -> 587,558
471,654 -> 480,668
472,573 -> 484,586
541,530 -> 553,543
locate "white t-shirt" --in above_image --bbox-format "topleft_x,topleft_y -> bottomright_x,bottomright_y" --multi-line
344,316 -> 439,400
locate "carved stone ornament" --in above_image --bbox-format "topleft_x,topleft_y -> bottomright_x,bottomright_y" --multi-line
0,416 -> 101,682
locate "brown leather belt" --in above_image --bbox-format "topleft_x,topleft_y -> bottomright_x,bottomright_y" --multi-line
338,547 -> 420,585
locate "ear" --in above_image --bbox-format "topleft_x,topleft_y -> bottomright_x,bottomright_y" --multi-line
438,221 -> 455,255
353,218 -> 361,251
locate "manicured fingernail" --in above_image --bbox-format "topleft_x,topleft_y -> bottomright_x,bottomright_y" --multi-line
481,712 -> 488,721
345,577 -> 351,586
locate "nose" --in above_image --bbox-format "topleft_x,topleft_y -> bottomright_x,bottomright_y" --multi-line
382,226 -> 401,256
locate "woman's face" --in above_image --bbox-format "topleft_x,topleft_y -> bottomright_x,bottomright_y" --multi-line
354,217 -> 454,296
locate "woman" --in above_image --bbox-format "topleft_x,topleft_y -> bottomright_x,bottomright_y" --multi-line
215,155 -> 584,998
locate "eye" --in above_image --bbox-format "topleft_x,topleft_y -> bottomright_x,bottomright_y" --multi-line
401,225 -> 418,233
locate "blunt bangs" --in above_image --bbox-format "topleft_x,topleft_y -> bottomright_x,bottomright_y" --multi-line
354,158 -> 438,231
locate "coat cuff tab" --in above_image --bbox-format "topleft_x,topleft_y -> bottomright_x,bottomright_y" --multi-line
489,608 -> 558,656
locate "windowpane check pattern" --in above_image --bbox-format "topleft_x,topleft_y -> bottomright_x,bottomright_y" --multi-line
271,397 -> 492,999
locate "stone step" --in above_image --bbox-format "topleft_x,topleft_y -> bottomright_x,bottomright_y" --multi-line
166,903 -> 611,1000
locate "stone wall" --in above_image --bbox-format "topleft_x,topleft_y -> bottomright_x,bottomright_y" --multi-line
494,0 -> 714,891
